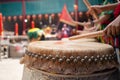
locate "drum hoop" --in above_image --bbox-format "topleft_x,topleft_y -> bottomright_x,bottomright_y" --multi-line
29,67 -> 117,78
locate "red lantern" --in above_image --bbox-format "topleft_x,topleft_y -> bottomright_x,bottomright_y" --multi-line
32,14 -> 36,20
31,21 -> 35,28
19,15 -> 23,20
3,16 -> 6,22
38,14 -> 42,19
51,13 -> 55,18
70,12 -> 74,16
13,16 -> 17,21
8,16 -> 12,21
45,14 -> 48,19
57,13 -> 61,18
0,13 -> 3,36
27,15 -> 31,20
15,23 -> 18,36
79,12 -> 83,17
74,4 -> 78,10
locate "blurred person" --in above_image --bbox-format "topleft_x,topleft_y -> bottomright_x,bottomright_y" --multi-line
61,24 -> 70,38
27,28 -> 45,42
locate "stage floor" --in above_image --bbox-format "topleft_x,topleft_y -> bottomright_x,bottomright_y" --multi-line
0,58 -> 23,80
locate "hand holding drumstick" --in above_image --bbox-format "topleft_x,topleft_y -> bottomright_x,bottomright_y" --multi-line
69,15 -> 120,40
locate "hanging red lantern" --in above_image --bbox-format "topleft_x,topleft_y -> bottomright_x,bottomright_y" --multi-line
74,4 -> 78,10
27,15 -> 31,20
2,16 -> 6,22
32,14 -> 36,20
79,12 -> 83,17
15,23 -> 18,36
45,14 -> 48,19
13,16 -> 17,21
0,13 -> 3,36
70,12 -> 74,16
31,21 -> 35,28
8,16 -> 12,21
19,15 -> 23,20
38,14 -> 42,19
57,13 -> 61,18
51,13 -> 55,18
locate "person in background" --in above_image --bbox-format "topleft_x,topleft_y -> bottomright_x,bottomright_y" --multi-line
61,24 -> 70,38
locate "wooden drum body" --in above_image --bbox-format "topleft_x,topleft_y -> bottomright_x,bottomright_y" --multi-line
22,39 -> 119,80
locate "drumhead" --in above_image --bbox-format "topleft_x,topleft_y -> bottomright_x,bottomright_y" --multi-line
23,40 -> 118,75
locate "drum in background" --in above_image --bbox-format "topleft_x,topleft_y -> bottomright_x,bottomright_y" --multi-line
21,40 -> 119,80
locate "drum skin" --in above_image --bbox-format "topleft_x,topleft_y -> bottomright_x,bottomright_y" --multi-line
22,40 -> 118,75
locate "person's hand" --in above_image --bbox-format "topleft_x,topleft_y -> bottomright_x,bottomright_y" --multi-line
83,22 -> 91,27
104,15 -> 120,36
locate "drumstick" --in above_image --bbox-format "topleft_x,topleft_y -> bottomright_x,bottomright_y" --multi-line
69,30 -> 104,40
73,21 -> 84,26
83,0 -> 99,20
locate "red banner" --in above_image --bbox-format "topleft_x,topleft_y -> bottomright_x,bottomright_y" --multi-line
60,4 -> 76,26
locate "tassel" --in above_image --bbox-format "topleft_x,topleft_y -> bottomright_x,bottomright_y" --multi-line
115,37 -> 119,48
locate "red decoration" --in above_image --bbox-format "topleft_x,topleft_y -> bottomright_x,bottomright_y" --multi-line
31,21 -> 35,28
3,16 -> 6,22
74,4 -> 78,10
13,16 -> 17,21
45,14 -> 48,19
8,16 -> 12,21
38,14 -> 42,19
27,15 -> 31,20
114,3 -> 120,18
70,12 -> 74,16
0,13 -> 3,36
32,14 -> 36,20
57,13 -> 61,18
60,4 -> 76,26
79,12 -> 83,17
15,23 -> 18,36
115,38 -> 119,48
51,13 -> 55,18
19,15 -> 23,20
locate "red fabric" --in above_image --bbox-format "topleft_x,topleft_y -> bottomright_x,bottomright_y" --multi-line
101,20 -> 111,25
114,3 -> 120,18
115,38 -> 119,47
60,4 -> 76,26
114,3 -> 120,48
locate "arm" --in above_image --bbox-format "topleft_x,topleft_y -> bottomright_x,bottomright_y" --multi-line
94,14 -> 111,24
91,2 -> 119,14
104,15 -> 120,36
83,14 -> 111,27
100,3 -> 119,11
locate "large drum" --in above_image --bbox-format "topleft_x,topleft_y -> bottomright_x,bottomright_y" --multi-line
22,39 -> 119,80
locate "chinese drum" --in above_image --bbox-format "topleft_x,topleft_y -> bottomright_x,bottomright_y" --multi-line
22,40 -> 119,80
